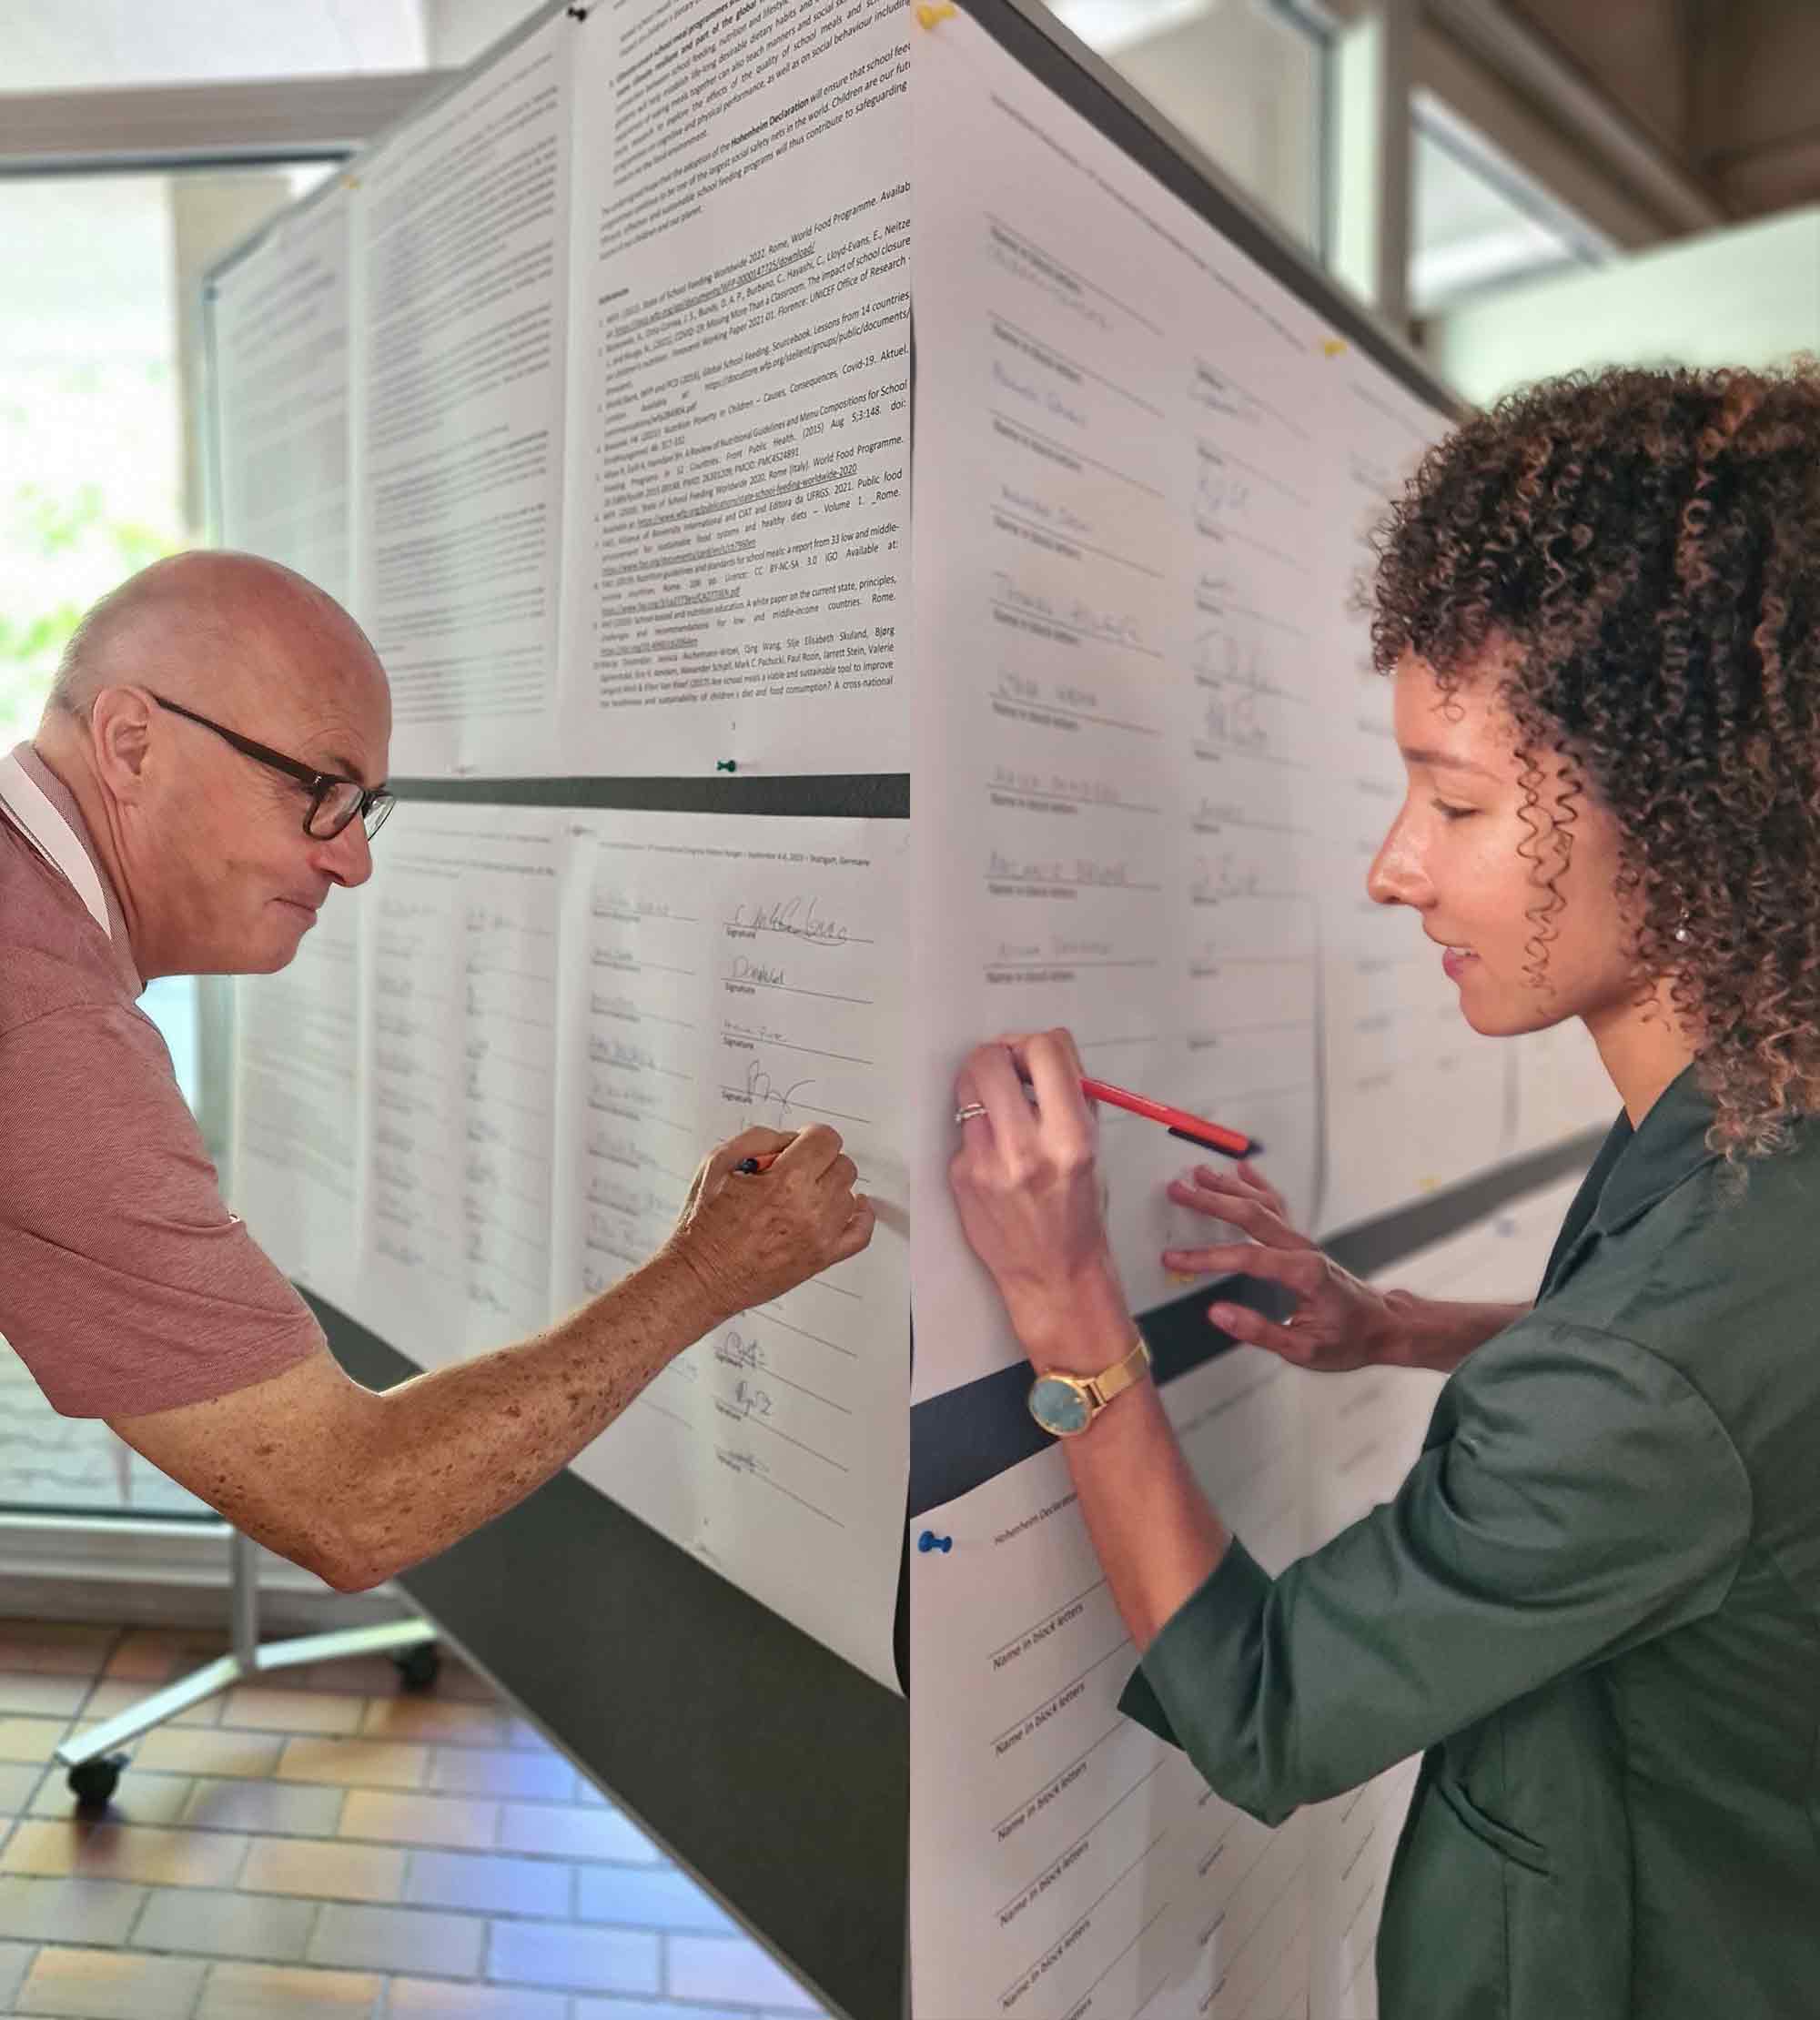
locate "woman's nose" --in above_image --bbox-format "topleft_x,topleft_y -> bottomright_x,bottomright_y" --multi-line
1366,814 -> 1432,910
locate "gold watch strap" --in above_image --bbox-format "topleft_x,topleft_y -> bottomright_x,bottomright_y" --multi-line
1082,1334 -> 1151,1413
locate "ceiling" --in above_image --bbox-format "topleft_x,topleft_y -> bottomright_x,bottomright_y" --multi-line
1510,0 -> 1820,220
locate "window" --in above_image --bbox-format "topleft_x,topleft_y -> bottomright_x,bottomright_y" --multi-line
1,166 -> 336,1116
0,164 -> 334,1521
1033,0 -> 1329,255
1410,89 -> 1614,317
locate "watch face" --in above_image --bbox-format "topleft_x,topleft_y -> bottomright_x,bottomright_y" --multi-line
1029,1374 -> 1092,1437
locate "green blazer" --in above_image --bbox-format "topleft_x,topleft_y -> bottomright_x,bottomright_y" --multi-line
1122,1067 -> 1820,2017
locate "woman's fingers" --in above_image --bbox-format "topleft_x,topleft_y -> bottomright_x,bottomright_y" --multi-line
1206,1298 -> 1320,1365
1228,1160 -> 1290,1221
1160,1239 -> 1320,1289
955,1028 -> 1096,1150
1165,1177 -> 1311,1250
956,1041 -> 1035,1143
1006,1029 -> 1095,1150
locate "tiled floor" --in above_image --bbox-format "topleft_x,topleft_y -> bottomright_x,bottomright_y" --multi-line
0,1620 -> 832,2019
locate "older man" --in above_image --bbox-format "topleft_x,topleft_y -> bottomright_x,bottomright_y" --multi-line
0,550 -> 873,1590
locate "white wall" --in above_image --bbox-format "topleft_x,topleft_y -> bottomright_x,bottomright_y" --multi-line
1429,203 -> 1820,406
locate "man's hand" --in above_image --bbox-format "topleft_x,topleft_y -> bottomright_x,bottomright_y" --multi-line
663,1124 -> 875,1322
1161,1161 -> 1401,1371
111,1126 -> 874,1594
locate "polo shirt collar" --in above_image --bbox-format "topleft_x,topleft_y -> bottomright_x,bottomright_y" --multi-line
1587,1063 -> 1719,1240
8,742 -> 144,998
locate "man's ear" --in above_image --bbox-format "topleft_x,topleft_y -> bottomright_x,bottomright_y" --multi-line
87,686 -> 156,800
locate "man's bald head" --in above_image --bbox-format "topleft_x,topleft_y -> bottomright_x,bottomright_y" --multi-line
34,552 -> 391,983
47,550 -> 384,726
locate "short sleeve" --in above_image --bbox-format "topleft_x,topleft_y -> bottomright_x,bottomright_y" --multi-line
0,1005 -> 322,1417
1118,1318 -> 1753,1825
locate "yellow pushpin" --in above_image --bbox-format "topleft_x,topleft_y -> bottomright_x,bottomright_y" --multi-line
915,1 -> 956,25
1321,338 -> 1348,359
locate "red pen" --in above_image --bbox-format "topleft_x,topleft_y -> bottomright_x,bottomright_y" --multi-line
1080,1076 -> 1260,1160
733,1153 -> 780,1175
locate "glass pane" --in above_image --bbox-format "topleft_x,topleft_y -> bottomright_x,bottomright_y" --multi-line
1031,0 -> 1326,253
0,175 -> 180,747
1410,91 -> 1615,317
0,166 -> 329,1524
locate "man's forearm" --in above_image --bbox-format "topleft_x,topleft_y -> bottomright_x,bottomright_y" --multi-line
336,1247 -> 723,1588
1380,1293 -> 1529,1372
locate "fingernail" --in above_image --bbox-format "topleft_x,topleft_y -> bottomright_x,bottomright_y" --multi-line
1208,1303 -> 1239,1328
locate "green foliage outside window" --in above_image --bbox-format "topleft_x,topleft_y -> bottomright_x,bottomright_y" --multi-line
0,480 -> 179,748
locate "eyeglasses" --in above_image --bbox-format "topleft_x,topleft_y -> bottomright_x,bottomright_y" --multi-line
152,696 -> 394,842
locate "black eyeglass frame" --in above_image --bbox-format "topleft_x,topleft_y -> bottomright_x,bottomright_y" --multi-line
152,695 -> 393,841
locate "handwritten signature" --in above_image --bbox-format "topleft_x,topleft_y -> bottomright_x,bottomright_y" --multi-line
730,894 -> 851,945
744,1056 -> 814,1121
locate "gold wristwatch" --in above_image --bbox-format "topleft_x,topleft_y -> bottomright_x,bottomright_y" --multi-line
1027,1334 -> 1152,1438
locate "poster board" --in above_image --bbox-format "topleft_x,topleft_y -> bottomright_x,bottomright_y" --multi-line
209,2 -> 1613,2010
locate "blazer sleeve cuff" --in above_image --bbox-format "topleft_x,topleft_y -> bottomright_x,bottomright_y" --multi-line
1117,1536 -> 1271,1750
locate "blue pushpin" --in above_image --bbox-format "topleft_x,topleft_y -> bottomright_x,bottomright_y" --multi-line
917,1530 -> 953,1554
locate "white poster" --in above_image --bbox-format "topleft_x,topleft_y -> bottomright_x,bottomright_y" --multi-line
211,183 -> 354,604
907,7 -> 1440,1400
231,890 -> 364,1310
910,1346 -> 1310,2020
550,811 -> 911,1690
557,0 -> 912,774
351,17 -> 574,776
350,803 -> 567,1363
1509,1019 -> 1613,1157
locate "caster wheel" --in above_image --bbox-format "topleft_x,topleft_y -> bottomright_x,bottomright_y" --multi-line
67,1753 -> 127,1810
393,1643 -> 442,1692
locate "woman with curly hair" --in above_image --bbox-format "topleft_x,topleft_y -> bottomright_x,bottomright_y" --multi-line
948,363 -> 1820,2019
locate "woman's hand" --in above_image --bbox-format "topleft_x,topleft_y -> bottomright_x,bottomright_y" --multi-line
1162,1161 -> 1400,1372
948,1028 -> 1131,1367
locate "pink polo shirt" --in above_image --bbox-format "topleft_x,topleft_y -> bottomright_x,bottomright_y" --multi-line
0,743 -> 321,1417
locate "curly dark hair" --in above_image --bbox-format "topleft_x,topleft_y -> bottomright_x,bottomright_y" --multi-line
1370,361 -> 1820,1158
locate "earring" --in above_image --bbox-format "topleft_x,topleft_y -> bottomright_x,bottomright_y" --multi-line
1673,914 -> 1692,945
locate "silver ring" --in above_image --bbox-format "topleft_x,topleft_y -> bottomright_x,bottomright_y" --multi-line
954,1103 -> 989,1126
